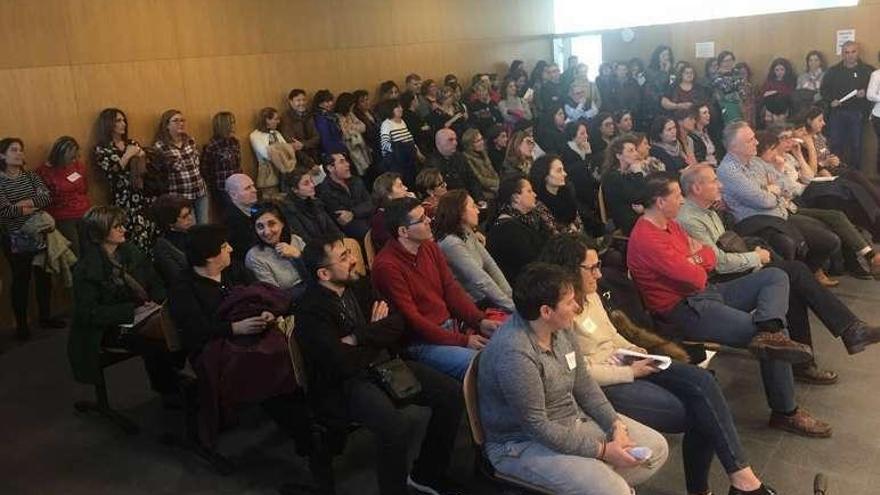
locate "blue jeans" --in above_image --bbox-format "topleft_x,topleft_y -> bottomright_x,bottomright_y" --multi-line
487,415 -> 668,495
663,267 -> 796,413
192,193 -> 210,224
828,108 -> 865,169
407,320 -> 476,381
604,362 -> 749,494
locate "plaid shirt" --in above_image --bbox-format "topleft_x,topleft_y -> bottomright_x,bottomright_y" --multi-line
155,136 -> 207,200
201,136 -> 241,192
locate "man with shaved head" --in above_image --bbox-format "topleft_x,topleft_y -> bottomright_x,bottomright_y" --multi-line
223,173 -> 258,262
425,128 -> 485,203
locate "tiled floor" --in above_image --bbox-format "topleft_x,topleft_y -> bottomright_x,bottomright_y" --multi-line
2,276 -> 880,494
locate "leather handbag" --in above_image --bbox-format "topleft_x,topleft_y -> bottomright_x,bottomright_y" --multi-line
368,352 -> 421,402
716,230 -> 749,253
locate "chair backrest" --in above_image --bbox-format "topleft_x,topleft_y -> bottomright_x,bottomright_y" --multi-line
342,237 -> 367,277
363,229 -> 376,269
597,184 -> 609,225
286,325 -> 309,392
462,351 -> 484,447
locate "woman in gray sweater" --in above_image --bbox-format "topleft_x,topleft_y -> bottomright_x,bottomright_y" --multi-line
478,263 -> 667,495
244,202 -> 307,300
433,190 -> 514,312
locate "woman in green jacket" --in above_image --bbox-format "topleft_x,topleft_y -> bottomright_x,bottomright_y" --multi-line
67,206 -> 173,395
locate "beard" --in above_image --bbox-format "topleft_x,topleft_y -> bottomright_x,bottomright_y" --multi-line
330,267 -> 360,287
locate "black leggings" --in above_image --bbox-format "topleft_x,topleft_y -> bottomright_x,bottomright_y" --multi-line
1,239 -> 52,329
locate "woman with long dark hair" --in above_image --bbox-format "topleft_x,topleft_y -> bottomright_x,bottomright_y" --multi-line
529,154 -> 583,234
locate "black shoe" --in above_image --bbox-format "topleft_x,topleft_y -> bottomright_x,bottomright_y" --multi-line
407,474 -> 465,495
39,317 -> 66,329
793,362 -> 839,385
729,483 -> 777,495
841,321 -> 880,355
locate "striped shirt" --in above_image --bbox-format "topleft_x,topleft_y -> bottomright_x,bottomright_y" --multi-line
379,118 -> 414,156
0,170 -> 52,234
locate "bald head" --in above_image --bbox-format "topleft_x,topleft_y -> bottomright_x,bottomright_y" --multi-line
225,173 -> 257,210
435,128 -> 458,157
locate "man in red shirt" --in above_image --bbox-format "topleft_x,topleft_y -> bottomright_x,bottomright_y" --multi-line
372,197 -> 500,380
628,173 -> 831,437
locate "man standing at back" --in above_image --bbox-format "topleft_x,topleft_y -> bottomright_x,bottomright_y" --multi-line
821,41 -> 875,168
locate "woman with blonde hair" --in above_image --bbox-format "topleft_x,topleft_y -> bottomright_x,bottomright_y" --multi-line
461,128 -> 499,200
501,130 -> 536,178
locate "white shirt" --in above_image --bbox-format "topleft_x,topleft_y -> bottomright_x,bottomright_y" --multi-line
867,68 -> 880,118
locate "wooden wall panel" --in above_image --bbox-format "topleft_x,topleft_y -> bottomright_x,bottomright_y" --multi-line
0,0 -> 70,69
0,0 -> 553,329
65,0 -> 179,64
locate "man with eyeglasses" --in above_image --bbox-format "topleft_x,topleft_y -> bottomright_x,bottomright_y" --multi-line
295,234 -> 465,495
372,197 -> 501,381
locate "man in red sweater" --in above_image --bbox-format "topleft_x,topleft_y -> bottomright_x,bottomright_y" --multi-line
628,173 -> 831,437
372,197 -> 500,380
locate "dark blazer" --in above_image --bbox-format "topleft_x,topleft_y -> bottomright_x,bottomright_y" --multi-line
317,176 -> 374,221
153,232 -> 188,286
281,195 -> 343,245
224,204 -> 257,264
426,152 -> 485,203
68,243 -> 165,384
486,216 -> 549,284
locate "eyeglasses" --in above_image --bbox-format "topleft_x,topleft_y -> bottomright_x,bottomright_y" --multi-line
318,248 -> 352,268
405,214 -> 430,227
579,261 -> 602,274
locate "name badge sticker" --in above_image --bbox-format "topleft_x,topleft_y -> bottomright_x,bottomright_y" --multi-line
66,171 -> 82,183
582,317 -> 597,334
565,351 -> 577,370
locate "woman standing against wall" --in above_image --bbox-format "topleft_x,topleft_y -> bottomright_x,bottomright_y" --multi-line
37,136 -> 90,256
0,138 -> 59,339
153,109 -> 209,224
201,111 -> 241,217
94,108 -> 159,252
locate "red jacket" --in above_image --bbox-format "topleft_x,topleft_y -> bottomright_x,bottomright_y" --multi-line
36,161 -> 91,220
372,239 -> 484,346
627,217 -> 717,315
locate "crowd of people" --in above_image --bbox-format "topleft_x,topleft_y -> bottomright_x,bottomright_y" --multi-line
4,40 -> 880,495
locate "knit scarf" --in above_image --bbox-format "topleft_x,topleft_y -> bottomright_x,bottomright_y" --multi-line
496,203 -> 547,233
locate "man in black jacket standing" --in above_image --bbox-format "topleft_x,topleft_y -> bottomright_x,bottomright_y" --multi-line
316,153 -> 373,240
821,41 -> 876,168
295,235 -> 465,495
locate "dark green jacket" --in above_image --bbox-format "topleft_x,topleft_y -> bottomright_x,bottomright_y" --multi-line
67,243 -> 165,384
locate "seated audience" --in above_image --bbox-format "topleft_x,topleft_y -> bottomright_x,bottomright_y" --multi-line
634,131 -> 667,174
317,153 -> 372,240
168,224 -> 306,450
661,62 -> 709,113
691,103 -> 718,166
281,168 -> 342,244
281,88 -> 320,165
460,128 -> 500,201
433,190 -> 514,312
295,235 -> 465,495
539,234 -> 779,495
312,90 -> 347,156
756,127 -> 879,278
674,109 -> 706,168
497,77 -> 533,125
529,154 -> 584,234
485,124 -> 508,173
153,109 -> 208,224
559,121 -> 601,234
478,263 -> 668,495
501,130 -> 536,178
564,81 -> 598,122
535,104 -> 568,155
589,112 -> 616,161
151,194 -> 195,285
426,129 -> 485,204
200,112 -> 242,217
223,173 -> 259,263
601,135 -> 648,235
1,137 -> 58,339
68,206 -> 175,399
466,82 -> 503,133
613,109 -> 635,135
627,173 -> 830,437
679,165 -> 880,383
371,197 -> 500,380
649,116 -> 690,175
369,172 -> 412,251
414,167 -> 447,218
486,177 -> 553,284
38,135 -> 90,257
378,98 -> 421,187
401,90 -> 434,157
334,92 -> 372,176
717,122 -> 840,286
245,202 -> 307,301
